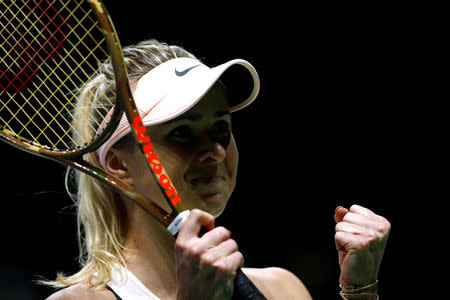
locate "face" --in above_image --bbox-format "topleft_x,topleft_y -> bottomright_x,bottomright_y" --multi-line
117,83 -> 238,217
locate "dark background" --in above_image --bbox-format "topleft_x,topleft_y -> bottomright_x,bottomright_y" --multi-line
1,2 -> 424,299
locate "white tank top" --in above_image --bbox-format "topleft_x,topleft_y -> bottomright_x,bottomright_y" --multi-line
108,267 -> 161,300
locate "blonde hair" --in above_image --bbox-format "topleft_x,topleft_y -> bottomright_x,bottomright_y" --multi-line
43,39 -> 196,289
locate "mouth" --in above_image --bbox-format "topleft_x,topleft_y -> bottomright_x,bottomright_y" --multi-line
189,175 -> 228,201
185,166 -> 233,210
187,168 -> 228,195
191,176 -> 225,185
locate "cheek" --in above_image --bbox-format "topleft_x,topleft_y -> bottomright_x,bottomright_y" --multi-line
225,135 -> 239,181
126,145 -> 187,211
154,144 -> 189,186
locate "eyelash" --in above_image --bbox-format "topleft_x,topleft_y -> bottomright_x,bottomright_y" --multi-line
168,120 -> 230,142
169,125 -> 192,140
210,120 -> 230,138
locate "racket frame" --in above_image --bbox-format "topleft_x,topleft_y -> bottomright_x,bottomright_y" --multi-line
88,0 -> 188,217
0,0 -> 188,233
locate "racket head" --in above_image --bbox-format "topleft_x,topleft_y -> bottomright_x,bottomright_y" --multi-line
0,0 -> 184,231
0,0 -> 124,158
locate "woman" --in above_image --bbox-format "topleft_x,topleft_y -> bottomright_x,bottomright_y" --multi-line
46,39 -> 390,300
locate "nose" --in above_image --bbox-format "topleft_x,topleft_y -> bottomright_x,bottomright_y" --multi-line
197,140 -> 227,165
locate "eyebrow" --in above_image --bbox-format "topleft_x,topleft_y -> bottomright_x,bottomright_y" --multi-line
170,110 -> 230,122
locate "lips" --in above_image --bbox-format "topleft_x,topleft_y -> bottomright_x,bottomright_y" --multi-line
191,176 -> 225,184
187,168 -> 227,186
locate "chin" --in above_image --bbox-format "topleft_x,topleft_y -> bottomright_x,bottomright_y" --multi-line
193,192 -> 230,217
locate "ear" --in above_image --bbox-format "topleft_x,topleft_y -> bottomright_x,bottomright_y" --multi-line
104,148 -> 134,185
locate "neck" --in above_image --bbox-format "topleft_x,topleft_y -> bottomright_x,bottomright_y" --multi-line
123,206 -> 177,298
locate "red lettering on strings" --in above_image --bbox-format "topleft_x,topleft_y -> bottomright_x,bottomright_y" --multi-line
1,0 -> 67,93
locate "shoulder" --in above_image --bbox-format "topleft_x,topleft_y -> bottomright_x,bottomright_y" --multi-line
242,267 -> 312,300
46,283 -> 116,300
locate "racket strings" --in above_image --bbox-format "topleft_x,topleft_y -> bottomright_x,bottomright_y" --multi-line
0,0 -> 68,92
0,0 -> 116,151
1,0 -> 78,142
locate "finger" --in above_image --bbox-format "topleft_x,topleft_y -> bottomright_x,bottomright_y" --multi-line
335,206 -> 349,223
343,212 -> 379,229
226,251 -> 245,270
213,251 -> 244,275
201,226 -> 231,248
342,213 -> 391,239
336,221 -> 367,235
350,205 -> 390,226
335,231 -> 370,252
349,204 -> 377,217
201,239 -> 239,267
336,221 -> 383,241
178,209 -> 215,241
210,239 -> 239,259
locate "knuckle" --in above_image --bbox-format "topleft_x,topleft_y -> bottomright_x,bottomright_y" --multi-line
192,209 -> 209,219
374,218 -> 391,234
174,239 -> 187,252
188,244 -> 203,257
213,259 -> 231,274
367,229 -> 377,240
190,209 -> 214,224
359,237 -> 371,249
334,231 -> 343,240
212,252 -> 243,275
236,251 -> 244,263
190,209 -> 203,218
374,223 -> 386,233
201,253 -> 215,265
228,239 -> 238,250
381,218 -> 392,232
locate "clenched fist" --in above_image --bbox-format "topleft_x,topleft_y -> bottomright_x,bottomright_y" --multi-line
174,209 -> 244,300
335,205 -> 391,287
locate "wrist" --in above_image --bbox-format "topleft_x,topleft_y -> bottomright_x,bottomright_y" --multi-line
339,280 -> 378,300
339,293 -> 378,300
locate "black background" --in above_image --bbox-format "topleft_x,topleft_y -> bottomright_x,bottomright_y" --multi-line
0,2 -> 424,299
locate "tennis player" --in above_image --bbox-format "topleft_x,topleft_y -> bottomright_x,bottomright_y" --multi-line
45,39 -> 390,300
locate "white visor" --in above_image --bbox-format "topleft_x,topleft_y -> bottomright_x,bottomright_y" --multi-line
97,57 -> 260,168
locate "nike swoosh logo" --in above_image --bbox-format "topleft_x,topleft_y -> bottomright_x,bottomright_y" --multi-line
175,64 -> 201,76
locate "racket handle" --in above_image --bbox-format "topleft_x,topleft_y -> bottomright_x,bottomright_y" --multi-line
170,211 -> 267,299
167,210 -> 191,236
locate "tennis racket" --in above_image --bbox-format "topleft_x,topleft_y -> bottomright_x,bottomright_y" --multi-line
0,0 -> 187,234
0,1 -> 266,298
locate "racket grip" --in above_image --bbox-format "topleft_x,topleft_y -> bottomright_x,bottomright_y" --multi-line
167,210 -> 191,236
169,211 -> 267,299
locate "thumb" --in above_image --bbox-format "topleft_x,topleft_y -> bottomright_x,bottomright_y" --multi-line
334,206 -> 349,223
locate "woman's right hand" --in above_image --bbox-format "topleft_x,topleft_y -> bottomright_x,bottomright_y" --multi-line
174,209 -> 244,300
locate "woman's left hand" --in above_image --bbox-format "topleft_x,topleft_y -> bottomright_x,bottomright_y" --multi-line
334,204 -> 391,286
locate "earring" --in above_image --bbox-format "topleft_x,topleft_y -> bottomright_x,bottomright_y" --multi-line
122,161 -> 127,168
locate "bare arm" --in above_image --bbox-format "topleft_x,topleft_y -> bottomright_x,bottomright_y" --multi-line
243,267 -> 312,300
46,283 -> 115,300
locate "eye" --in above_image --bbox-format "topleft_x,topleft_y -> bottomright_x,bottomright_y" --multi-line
209,120 -> 231,141
168,125 -> 193,142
